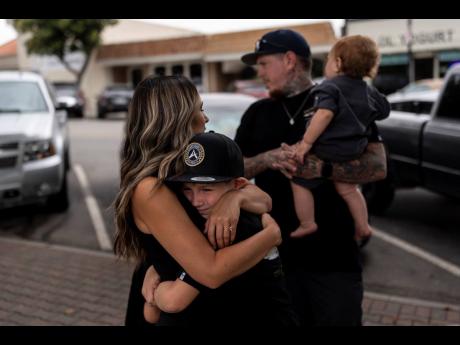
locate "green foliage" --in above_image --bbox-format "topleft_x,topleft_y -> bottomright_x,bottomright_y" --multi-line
13,19 -> 117,58
13,19 -> 118,84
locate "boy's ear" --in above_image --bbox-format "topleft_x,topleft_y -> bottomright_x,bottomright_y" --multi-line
233,177 -> 249,190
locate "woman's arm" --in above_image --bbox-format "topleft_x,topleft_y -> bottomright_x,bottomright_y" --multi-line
132,178 -> 281,289
205,181 -> 272,249
154,279 -> 200,313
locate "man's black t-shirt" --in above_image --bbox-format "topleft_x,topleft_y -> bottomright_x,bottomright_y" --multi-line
235,88 -> 363,273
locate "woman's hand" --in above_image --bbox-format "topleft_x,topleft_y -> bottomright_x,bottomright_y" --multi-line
261,213 -> 282,247
205,190 -> 240,249
142,265 -> 161,306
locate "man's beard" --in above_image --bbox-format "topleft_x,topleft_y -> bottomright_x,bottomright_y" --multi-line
268,88 -> 287,99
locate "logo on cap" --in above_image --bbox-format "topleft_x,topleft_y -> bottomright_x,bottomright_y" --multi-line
184,142 -> 205,167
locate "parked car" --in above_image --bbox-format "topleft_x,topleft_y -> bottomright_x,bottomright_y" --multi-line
200,93 -> 257,139
53,82 -> 85,118
386,78 -> 443,115
229,80 -> 268,99
362,67 -> 460,213
387,89 -> 440,115
0,71 -> 70,212
97,84 -> 134,119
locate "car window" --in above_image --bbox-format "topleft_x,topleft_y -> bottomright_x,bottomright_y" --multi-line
54,86 -> 77,97
436,74 -> 460,120
203,98 -> 253,138
390,100 -> 434,114
0,81 -> 49,113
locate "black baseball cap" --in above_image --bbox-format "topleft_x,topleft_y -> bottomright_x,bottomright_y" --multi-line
241,29 -> 311,65
167,132 -> 244,184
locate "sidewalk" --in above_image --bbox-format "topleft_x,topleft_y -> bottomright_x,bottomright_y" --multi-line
1,237 -> 459,326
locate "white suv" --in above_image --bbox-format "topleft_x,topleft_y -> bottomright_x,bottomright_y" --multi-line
0,71 -> 70,212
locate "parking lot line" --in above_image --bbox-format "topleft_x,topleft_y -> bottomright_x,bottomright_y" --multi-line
373,228 -> 460,278
73,164 -> 112,251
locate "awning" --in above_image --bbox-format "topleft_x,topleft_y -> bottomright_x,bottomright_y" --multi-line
437,50 -> 460,62
380,54 -> 409,66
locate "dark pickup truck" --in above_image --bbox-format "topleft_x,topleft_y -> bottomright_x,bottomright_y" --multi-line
363,64 -> 460,213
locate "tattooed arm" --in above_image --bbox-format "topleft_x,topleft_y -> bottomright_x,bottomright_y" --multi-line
281,142 -> 387,184
243,147 -> 297,180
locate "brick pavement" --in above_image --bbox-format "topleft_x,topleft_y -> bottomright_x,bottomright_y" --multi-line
0,237 -> 459,326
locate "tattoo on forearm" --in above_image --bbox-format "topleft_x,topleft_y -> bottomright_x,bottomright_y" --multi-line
244,155 -> 268,180
296,156 -> 321,179
332,143 -> 387,184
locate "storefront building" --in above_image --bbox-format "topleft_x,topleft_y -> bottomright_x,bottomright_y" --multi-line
0,20 -> 337,117
345,19 -> 460,94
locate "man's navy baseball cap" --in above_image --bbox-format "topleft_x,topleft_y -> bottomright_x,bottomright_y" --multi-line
241,29 -> 311,65
167,132 -> 244,184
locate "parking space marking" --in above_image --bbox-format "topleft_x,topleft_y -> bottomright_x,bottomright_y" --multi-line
73,164 -> 112,251
373,228 -> 460,278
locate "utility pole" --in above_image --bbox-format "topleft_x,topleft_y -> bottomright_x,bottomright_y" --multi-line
407,19 -> 415,83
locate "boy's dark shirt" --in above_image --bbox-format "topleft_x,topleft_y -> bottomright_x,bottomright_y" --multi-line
140,187 -> 297,326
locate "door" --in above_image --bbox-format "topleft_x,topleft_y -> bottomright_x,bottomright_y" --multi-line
422,71 -> 460,197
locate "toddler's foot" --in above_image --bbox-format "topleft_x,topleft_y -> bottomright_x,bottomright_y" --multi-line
355,224 -> 373,241
290,222 -> 318,238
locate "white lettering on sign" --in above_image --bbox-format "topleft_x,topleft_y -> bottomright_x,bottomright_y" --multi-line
377,29 -> 454,48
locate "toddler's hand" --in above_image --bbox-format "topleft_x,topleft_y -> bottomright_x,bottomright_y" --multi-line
295,141 -> 312,164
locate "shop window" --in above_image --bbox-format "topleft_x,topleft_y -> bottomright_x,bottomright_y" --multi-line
131,68 -> 143,88
172,65 -> 184,76
190,63 -> 203,85
312,58 -> 324,79
154,66 -> 166,77
415,58 -> 433,80
437,51 -> 460,78
374,65 -> 408,95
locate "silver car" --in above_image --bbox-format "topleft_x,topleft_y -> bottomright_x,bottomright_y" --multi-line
201,93 -> 258,139
0,71 -> 70,212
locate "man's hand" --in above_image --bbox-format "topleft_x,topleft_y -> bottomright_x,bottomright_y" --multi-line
142,265 -> 161,306
267,143 -> 298,178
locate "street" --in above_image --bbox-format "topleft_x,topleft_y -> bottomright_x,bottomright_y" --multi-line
0,118 -> 459,306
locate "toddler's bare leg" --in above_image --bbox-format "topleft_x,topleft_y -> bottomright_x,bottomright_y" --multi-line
334,182 -> 372,240
290,182 -> 318,238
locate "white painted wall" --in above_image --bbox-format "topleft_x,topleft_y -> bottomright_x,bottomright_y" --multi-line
347,19 -> 460,54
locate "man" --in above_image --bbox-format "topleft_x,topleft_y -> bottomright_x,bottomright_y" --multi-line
234,29 -> 387,326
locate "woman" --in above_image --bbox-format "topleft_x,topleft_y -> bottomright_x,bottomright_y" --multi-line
113,75 -> 283,326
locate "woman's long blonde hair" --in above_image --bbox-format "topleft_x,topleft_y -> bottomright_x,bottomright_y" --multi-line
113,75 -> 200,261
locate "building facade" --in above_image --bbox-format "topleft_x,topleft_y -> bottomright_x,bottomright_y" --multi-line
345,19 -> 460,94
0,20 -> 337,117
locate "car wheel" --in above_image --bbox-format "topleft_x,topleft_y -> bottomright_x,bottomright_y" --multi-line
75,109 -> 84,118
47,173 -> 69,213
362,178 -> 395,215
65,149 -> 71,172
97,109 -> 106,119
